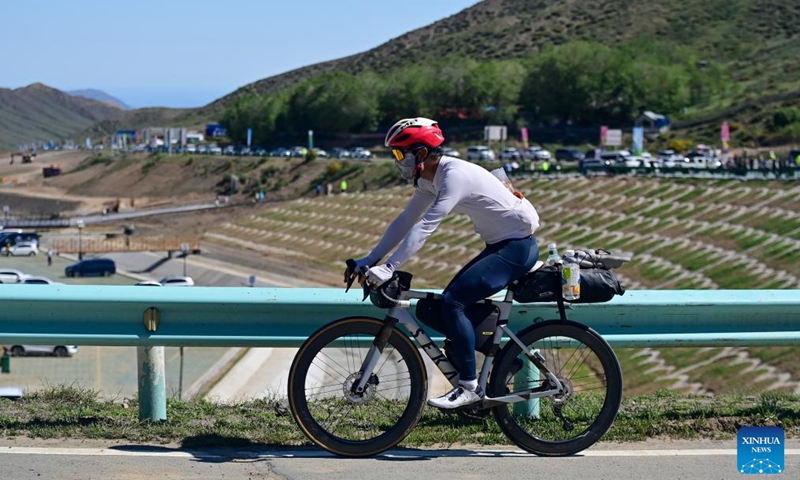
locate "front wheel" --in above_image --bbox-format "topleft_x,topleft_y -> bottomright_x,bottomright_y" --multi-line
489,320 -> 622,456
288,317 -> 428,457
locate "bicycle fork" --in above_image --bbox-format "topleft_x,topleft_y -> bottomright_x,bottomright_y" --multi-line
351,309 -> 460,396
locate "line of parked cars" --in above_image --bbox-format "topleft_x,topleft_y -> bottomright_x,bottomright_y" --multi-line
579,149 -> 724,170
465,145 -> 555,162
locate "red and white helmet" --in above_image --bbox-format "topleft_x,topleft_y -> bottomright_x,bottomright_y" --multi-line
384,117 -> 445,150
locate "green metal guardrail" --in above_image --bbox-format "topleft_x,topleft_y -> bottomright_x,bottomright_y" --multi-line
1,285 -> 798,420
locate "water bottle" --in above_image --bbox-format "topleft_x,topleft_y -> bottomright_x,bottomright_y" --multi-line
562,249 -> 581,301
545,243 -> 562,266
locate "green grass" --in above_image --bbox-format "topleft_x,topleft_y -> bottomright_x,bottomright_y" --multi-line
1,387 -> 797,446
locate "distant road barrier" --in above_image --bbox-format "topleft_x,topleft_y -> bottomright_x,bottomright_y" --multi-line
0,286 -> 798,420
51,236 -> 201,254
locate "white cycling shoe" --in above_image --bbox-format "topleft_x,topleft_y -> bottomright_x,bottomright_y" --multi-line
427,385 -> 484,410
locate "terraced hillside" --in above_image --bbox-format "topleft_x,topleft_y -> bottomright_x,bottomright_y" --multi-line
206,175 -> 800,396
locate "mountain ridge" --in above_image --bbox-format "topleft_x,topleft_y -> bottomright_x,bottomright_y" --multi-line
0,83 -> 124,148
6,0 -> 800,147
68,89 -> 131,110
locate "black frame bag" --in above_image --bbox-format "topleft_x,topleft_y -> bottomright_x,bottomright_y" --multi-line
415,296 -> 499,354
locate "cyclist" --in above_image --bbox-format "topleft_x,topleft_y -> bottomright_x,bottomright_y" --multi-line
348,117 -> 540,409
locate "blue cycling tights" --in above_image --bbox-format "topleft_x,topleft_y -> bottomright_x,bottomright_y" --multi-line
440,235 -> 539,382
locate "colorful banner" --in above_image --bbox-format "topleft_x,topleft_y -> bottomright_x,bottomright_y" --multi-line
721,121 -> 730,153
600,125 -> 608,146
520,127 -> 529,149
632,127 -> 644,155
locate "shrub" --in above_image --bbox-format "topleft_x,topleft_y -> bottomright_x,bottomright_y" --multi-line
668,138 -> 694,153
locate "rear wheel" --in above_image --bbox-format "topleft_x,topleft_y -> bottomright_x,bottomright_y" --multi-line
489,320 -> 622,456
288,317 -> 427,457
10,346 -> 24,356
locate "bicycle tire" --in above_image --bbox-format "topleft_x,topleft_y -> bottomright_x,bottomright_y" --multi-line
288,316 -> 428,457
489,320 -> 622,456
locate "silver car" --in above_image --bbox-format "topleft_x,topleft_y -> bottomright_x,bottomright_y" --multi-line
3,345 -> 79,357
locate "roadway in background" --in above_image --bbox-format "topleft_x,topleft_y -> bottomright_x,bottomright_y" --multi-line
0,236 -> 333,401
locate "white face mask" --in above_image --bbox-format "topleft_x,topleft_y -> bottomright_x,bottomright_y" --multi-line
395,151 -> 418,181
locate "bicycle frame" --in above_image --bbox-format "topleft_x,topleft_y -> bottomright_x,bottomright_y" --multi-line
351,287 -> 566,407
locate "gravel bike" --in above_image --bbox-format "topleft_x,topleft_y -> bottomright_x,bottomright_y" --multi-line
288,259 -> 623,457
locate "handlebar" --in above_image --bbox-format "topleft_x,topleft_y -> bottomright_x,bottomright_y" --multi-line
344,259 -> 404,308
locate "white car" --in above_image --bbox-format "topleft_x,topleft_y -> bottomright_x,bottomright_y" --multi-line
3,345 -> 78,357
350,147 -> 372,159
522,146 -> 552,161
20,275 -> 63,285
6,242 -> 39,256
466,146 -> 496,161
0,268 -> 28,284
500,148 -> 522,160
441,147 -> 460,158
159,275 -> 195,286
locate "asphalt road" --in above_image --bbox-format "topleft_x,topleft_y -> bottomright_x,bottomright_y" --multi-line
1,440 -> 798,480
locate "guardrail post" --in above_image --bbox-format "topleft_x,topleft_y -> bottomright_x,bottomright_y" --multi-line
1,353 -> 10,373
137,346 -> 166,421
513,357 -> 539,418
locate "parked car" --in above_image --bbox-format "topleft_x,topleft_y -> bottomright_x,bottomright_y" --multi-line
270,147 -> 291,158
522,146 -> 552,161
681,151 -> 722,169
598,150 -> 641,168
441,147 -> 461,158
3,344 -> 78,357
350,147 -> 372,159
19,275 -> 62,285
466,146 -> 496,161
499,148 -> 522,160
290,146 -> 308,158
0,268 -> 28,284
330,148 -> 351,159
65,258 -> 116,277
555,148 -> 585,162
5,242 -> 38,257
159,275 -> 195,286
312,148 -> 328,158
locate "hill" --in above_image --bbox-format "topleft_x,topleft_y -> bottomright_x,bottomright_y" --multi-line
68,89 -> 131,110
0,83 -> 124,149
204,0 -> 800,119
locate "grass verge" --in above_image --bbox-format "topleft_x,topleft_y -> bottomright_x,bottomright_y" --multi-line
0,387 -> 797,448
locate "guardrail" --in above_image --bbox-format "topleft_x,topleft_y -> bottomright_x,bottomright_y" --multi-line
1,286 -> 798,420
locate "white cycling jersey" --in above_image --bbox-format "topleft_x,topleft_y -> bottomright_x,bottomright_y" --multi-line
366,157 -> 540,269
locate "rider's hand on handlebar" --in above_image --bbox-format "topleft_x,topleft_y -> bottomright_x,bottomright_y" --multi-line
344,257 -> 371,287
366,263 -> 395,288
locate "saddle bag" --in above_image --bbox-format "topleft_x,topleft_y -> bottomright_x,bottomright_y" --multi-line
415,297 -> 499,354
513,248 -> 631,304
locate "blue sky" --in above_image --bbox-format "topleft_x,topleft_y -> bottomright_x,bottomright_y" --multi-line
0,0 -> 478,109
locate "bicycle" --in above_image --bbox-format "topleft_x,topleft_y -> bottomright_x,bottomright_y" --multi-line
288,259 -> 623,458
